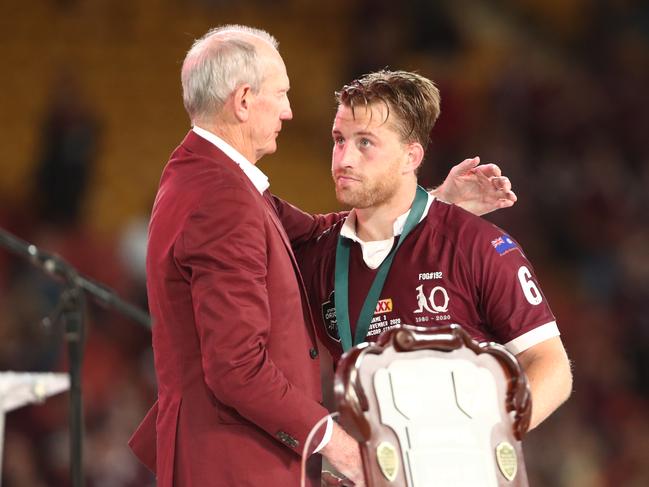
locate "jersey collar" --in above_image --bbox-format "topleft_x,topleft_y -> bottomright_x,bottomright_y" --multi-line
340,192 -> 435,244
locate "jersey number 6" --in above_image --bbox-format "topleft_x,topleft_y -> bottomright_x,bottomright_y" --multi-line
518,266 -> 543,305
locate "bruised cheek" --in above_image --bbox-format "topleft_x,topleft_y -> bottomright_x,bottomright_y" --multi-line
359,152 -> 377,169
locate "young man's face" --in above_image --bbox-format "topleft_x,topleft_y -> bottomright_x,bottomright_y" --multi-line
331,102 -> 410,209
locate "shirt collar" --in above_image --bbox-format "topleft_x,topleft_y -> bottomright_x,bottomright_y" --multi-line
340,192 -> 435,244
192,125 -> 270,194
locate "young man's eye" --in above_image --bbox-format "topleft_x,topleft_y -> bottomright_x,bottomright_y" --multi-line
334,136 -> 345,145
359,138 -> 372,147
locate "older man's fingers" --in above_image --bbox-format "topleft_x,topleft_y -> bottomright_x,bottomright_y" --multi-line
474,162 -> 502,178
491,176 -> 512,193
501,197 -> 516,207
321,471 -> 346,486
498,190 -> 517,205
450,157 -> 480,177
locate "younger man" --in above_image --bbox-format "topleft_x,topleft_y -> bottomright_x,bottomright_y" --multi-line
292,70 -> 572,429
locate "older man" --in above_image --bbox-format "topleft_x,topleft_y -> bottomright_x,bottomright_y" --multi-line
129,26 -> 516,487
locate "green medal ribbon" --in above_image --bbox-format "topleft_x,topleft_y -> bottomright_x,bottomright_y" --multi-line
334,185 -> 429,352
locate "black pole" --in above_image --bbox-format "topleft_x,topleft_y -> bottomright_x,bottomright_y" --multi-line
0,229 -> 151,329
60,285 -> 86,487
0,228 -> 151,486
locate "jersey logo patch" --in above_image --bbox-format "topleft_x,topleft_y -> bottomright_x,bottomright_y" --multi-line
375,298 -> 393,314
321,291 -> 340,342
413,284 -> 449,314
491,234 -> 517,256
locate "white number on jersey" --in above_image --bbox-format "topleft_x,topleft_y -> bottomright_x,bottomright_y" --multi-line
517,266 -> 542,305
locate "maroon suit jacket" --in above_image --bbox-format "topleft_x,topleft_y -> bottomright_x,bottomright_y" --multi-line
129,131 -> 339,486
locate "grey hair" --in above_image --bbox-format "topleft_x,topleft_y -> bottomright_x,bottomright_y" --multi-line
181,25 -> 279,123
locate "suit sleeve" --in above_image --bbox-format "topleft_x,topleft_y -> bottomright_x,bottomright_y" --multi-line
175,185 -> 328,455
268,192 -> 346,247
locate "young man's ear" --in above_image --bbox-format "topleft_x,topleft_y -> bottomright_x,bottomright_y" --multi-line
403,142 -> 425,174
232,84 -> 253,122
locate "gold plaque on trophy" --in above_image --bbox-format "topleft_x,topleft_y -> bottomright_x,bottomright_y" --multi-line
495,441 -> 517,481
376,441 -> 399,482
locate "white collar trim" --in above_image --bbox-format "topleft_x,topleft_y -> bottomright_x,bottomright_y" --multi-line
340,193 -> 435,244
192,125 -> 270,194
339,193 -> 435,269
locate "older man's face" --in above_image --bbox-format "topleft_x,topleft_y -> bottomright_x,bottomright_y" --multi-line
248,52 -> 292,162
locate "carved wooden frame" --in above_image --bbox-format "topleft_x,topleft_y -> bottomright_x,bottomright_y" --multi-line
333,324 -> 531,486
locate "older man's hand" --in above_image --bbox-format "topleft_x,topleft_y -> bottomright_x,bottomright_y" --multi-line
321,470 -> 356,486
432,157 -> 517,216
320,423 -> 365,487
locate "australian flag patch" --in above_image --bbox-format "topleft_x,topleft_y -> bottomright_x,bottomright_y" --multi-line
491,234 -> 517,256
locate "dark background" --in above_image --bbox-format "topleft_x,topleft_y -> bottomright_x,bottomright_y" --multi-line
1,0 -> 648,485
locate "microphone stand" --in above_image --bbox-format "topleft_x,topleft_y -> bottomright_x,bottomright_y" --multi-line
0,228 -> 151,487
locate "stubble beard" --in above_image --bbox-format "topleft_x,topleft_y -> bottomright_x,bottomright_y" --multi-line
334,171 -> 400,209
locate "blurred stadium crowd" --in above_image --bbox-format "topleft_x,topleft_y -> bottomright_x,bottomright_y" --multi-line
1,0 -> 648,485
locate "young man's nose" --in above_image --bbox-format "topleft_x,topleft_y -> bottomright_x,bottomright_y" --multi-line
337,144 -> 360,169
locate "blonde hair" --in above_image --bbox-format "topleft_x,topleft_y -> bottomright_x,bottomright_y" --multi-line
336,69 -> 441,149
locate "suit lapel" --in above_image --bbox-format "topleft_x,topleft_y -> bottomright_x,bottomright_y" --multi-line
262,192 -> 319,342
261,192 -> 295,255
181,129 -> 319,341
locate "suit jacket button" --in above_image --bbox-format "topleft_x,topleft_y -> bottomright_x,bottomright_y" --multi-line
309,348 -> 318,359
276,431 -> 299,448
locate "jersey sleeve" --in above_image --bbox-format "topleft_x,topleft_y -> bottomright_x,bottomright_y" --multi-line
473,227 -> 559,354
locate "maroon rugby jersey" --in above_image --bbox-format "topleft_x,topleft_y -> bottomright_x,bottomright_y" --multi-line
294,198 -> 558,363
